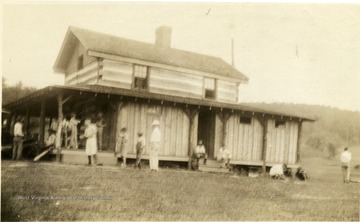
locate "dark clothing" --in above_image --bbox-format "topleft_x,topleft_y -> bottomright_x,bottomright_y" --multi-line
13,136 -> 23,160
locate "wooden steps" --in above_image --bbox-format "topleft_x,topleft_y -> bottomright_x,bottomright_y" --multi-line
198,160 -> 231,173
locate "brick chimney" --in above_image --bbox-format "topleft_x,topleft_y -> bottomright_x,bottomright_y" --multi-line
155,26 -> 172,48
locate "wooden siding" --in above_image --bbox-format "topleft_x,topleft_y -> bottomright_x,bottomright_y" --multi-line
225,115 -> 263,162
149,67 -> 203,99
116,102 -> 189,157
217,80 -> 237,103
65,41 -> 97,75
65,61 -> 99,85
98,59 -> 133,89
266,119 -> 299,164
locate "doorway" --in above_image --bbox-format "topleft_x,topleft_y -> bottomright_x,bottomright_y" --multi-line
197,111 -> 216,159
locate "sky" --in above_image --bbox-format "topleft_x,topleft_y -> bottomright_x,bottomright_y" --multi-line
2,2 -> 360,111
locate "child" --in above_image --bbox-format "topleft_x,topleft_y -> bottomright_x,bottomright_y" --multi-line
217,145 -> 232,168
135,132 -> 146,169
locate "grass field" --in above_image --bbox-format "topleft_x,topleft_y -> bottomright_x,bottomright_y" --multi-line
1,146 -> 360,221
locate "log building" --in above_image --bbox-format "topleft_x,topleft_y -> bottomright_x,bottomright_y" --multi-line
4,26 -> 314,169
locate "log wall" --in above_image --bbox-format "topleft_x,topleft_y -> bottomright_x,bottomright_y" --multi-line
224,114 -> 263,162
116,102 -> 190,157
266,119 -> 299,164
149,67 -> 203,99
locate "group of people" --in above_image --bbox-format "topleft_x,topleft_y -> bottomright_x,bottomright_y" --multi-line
10,114 -> 354,182
193,139 -> 232,169
112,119 -> 161,171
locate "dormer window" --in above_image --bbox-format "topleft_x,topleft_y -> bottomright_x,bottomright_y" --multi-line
204,78 -> 216,99
133,64 -> 148,90
77,55 -> 84,70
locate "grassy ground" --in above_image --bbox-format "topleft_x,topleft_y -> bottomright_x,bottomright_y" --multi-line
1,146 -> 360,221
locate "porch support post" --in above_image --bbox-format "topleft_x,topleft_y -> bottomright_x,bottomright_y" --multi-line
10,112 -> 17,136
296,120 -> 302,163
258,116 -> 269,174
219,112 -> 231,147
7,112 -> 14,133
24,108 -> 30,136
56,94 -> 63,162
39,100 -> 46,147
184,108 -> 199,170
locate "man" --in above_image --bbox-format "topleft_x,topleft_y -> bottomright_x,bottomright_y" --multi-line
13,117 -> 24,160
340,147 -> 352,183
69,113 -> 80,149
150,120 -> 161,172
96,112 -> 106,151
195,139 -> 207,166
217,145 -> 232,168
135,132 -> 146,169
269,164 -> 287,179
44,129 -> 56,148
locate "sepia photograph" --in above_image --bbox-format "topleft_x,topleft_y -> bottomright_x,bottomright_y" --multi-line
2,1 -> 360,221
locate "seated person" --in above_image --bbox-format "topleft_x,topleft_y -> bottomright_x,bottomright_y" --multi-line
195,140 -> 207,166
44,129 -> 56,148
217,145 -> 232,168
295,167 -> 308,181
269,164 -> 287,179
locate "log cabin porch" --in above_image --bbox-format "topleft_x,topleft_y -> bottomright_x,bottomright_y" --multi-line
4,85 -> 312,172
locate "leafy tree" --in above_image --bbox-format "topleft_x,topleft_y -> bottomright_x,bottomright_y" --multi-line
2,78 -> 37,106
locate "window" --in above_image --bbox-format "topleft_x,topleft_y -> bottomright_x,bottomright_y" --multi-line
275,120 -> 286,128
240,116 -> 252,125
133,65 -> 148,90
204,78 -> 216,99
77,55 -> 84,70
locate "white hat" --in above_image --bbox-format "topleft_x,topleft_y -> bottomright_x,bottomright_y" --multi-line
152,120 -> 160,126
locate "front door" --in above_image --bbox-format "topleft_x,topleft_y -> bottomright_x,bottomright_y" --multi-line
197,111 -> 216,159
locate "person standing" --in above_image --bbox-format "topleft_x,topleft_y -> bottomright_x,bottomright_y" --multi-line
82,118 -> 100,166
135,132 -> 146,169
150,120 -> 161,172
96,112 -> 106,151
13,117 -> 24,160
340,147 -> 352,183
116,127 -> 129,167
69,113 -> 80,149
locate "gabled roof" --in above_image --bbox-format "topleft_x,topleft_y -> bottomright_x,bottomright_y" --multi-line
53,26 -> 248,82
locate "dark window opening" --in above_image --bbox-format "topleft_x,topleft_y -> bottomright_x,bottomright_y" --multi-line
204,78 -> 216,99
133,65 -> 148,90
240,116 -> 252,125
134,77 -> 147,90
205,89 -> 215,99
77,55 -> 84,70
275,120 -> 286,128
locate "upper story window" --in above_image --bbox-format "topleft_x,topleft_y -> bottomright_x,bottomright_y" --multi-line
133,64 -> 148,90
77,55 -> 84,70
204,78 -> 216,99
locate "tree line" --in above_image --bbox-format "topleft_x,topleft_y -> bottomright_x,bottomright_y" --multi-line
2,78 -> 37,106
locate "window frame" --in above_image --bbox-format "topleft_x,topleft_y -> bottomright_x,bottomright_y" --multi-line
204,77 -> 217,99
132,64 -> 149,90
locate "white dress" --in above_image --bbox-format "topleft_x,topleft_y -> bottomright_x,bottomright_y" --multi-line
85,124 -> 97,156
150,127 -> 161,171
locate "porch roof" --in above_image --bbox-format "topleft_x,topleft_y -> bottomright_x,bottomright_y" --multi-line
4,85 -> 316,121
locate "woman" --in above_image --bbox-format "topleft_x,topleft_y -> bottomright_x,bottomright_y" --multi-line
150,120 -> 161,172
82,118 -> 99,166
